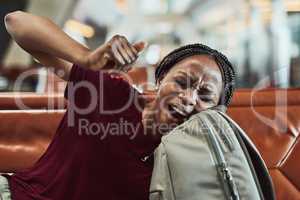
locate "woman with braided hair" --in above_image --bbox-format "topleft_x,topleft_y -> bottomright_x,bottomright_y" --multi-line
3,11 -> 237,200
154,43 -> 235,110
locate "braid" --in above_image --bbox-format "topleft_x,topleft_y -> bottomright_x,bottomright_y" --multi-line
155,44 -> 236,107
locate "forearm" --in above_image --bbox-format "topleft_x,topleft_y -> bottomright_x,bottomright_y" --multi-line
5,11 -> 90,66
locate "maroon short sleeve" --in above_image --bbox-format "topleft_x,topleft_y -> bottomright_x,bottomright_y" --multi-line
8,65 -> 157,200
64,64 -> 137,115
64,64 -> 96,99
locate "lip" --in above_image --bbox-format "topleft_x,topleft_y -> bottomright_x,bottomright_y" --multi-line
167,104 -> 188,120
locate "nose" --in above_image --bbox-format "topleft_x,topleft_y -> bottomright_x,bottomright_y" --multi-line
179,89 -> 197,112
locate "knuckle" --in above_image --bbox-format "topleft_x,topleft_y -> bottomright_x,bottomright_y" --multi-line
113,34 -> 126,41
110,35 -> 121,43
120,35 -> 127,41
112,34 -> 120,39
119,36 -> 129,44
106,43 -> 112,49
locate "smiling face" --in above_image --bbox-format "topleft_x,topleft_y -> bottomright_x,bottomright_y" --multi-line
144,55 -> 223,133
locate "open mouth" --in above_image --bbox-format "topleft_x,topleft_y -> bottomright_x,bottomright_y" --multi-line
168,104 -> 188,120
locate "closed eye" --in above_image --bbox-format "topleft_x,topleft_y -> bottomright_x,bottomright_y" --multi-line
199,95 -> 213,102
175,78 -> 188,88
197,89 -> 214,102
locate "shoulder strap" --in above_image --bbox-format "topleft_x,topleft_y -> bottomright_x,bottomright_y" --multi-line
217,111 -> 276,200
199,114 -> 240,200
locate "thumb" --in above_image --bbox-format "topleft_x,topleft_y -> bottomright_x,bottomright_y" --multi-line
133,41 -> 148,53
94,42 -> 110,55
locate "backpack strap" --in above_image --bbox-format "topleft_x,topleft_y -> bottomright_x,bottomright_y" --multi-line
217,111 -> 276,200
200,115 -> 240,200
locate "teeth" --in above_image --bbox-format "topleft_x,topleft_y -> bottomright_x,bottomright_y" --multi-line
172,106 -> 187,117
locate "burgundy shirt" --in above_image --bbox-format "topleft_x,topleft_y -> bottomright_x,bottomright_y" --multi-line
7,65 -> 160,200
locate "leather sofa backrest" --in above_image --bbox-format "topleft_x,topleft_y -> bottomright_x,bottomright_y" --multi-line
0,93 -> 66,110
0,110 -> 64,172
0,88 -> 299,200
228,88 -> 300,200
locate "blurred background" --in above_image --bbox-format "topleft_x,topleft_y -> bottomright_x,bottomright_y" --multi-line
0,0 -> 299,93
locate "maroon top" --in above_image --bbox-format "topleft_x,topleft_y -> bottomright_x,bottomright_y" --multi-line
7,65 -> 160,200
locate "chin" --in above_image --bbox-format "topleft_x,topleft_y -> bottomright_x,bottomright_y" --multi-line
155,110 -> 179,133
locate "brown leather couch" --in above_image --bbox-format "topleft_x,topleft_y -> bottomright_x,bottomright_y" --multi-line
0,88 -> 299,199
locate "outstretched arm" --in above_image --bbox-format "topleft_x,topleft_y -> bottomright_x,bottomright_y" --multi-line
4,11 -> 90,80
4,11 -> 146,81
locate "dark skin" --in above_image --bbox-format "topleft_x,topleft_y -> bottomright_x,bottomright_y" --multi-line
5,11 -> 223,136
5,11 -> 145,80
142,55 -> 223,135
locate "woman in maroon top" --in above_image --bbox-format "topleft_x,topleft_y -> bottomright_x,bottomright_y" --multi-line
3,11 -> 235,200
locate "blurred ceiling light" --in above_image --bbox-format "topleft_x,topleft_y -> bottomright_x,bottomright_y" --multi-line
285,0 -> 300,12
145,44 -> 161,65
249,0 -> 273,24
251,0 -> 300,12
65,19 -> 95,38
251,0 -> 271,7
115,0 -> 128,13
251,0 -> 272,12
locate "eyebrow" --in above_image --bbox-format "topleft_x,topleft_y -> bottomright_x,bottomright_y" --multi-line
177,71 -> 198,83
178,70 -> 220,88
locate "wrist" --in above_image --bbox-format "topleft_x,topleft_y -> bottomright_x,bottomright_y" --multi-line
74,46 -> 91,67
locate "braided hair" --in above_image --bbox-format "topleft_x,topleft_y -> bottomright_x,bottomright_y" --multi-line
155,44 -> 236,107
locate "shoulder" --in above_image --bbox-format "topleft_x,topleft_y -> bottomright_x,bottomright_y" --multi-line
65,64 -> 143,113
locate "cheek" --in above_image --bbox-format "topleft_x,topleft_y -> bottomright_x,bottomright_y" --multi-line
157,82 -> 179,100
195,94 -> 221,111
212,89 -> 223,105
195,101 -> 211,112
154,83 -> 179,112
